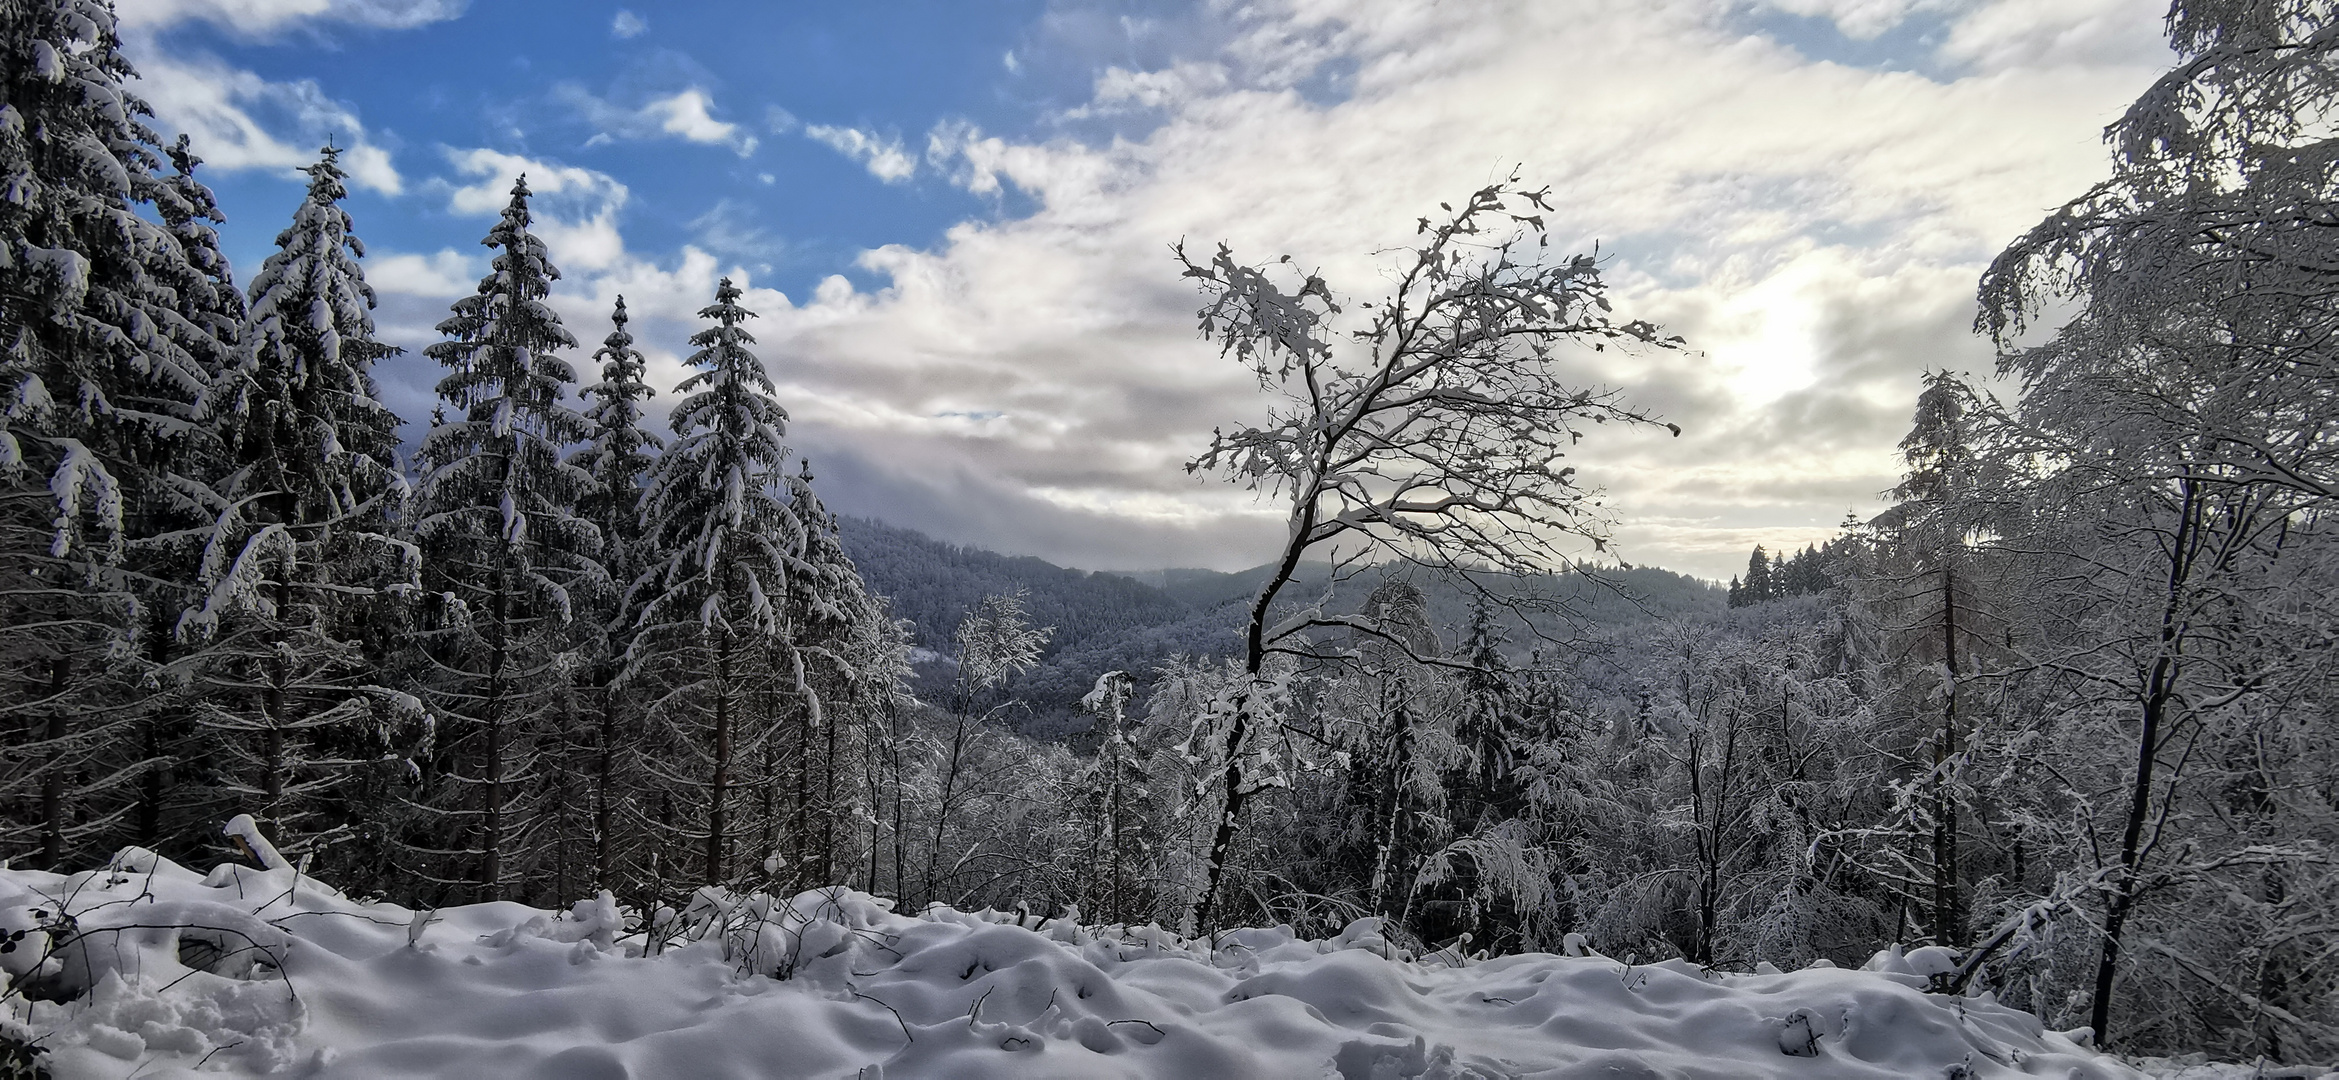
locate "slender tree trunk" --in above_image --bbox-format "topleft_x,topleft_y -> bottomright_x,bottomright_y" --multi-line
865,711 -> 883,896
1106,719 -> 1125,925
1932,556 -> 1963,947
39,657 -> 71,868
594,683 -> 615,886
822,706 -> 839,885
926,717 -> 970,904
707,627 -> 734,884
761,706 -> 779,871
482,562 -> 510,902
1687,728 -> 1713,965
890,704 -> 906,902
1195,690 -> 1253,934
264,571 -> 292,826
2088,476 -> 2201,1046
1194,483 -> 1320,933
791,684 -> 809,875
1366,680 -> 1412,916
138,611 -> 174,846
1689,705 -> 1739,967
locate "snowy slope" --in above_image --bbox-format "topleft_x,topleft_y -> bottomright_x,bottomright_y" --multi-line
3,848 -> 2146,1079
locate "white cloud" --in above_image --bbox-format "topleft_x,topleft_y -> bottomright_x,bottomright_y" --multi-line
368,249 -> 476,297
1755,0 -> 1941,39
1751,0 -> 2171,71
110,0 -> 447,194
611,9 -> 646,38
804,125 -> 917,184
643,89 -> 756,155
127,51 -> 402,193
436,148 -> 630,271
1085,62 -> 1230,113
114,0 -> 464,35
559,85 -> 758,156
1939,0 -> 2168,72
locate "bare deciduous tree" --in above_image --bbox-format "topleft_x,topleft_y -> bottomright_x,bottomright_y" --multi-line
1176,173 -> 1680,931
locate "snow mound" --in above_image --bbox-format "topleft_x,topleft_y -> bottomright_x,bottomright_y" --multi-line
3,849 -> 2148,1079
2129,1057 -> 2339,1080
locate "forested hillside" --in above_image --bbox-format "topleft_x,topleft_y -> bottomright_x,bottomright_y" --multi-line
841,515 -> 1725,726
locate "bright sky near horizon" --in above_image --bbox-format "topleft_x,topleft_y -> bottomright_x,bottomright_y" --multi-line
111,0 -> 2173,581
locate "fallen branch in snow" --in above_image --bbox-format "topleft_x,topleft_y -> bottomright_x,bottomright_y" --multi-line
846,986 -> 912,1044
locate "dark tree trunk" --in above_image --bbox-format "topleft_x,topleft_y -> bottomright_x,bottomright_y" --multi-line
1932,556 -> 1964,947
39,657 -> 71,868
706,628 -> 734,885
2088,475 -> 2201,1047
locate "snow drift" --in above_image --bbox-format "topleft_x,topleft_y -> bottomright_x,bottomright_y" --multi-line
2,847 -> 2146,1079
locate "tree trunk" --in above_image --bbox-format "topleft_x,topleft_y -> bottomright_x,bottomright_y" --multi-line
264,570 -> 291,827
707,627 -> 734,885
593,683 -> 615,886
1192,690 -> 1252,933
1366,679 -> 1412,916
482,562 -> 510,902
2087,475 -> 2200,1047
1192,485 -> 1319,933
1106,716 -> 1125,925
822,705 -> 839,885
890,703 -> 906,902
39,657 -> 71,868
1932,556 -> 1963,947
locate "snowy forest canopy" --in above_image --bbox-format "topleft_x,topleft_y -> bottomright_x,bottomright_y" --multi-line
1,0 -> 2335,1066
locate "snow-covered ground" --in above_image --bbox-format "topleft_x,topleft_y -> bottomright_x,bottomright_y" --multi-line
0,847 -> 2236,1079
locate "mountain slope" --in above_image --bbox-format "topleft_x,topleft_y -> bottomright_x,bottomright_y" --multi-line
838,517 -> 1725,723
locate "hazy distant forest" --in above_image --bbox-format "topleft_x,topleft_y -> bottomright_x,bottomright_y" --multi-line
3,0 -> 2335,1063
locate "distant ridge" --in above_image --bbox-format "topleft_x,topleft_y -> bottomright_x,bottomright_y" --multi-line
836,516 -> 1723,727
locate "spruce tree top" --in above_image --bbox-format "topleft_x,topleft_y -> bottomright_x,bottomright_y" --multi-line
245,145 -> 392,376
414,176 -> 596,585
214,143 -> 404,528
637,276 -> 800,638
573,295 -> 660,581
426,176 -> 581,419
787,458 -> 863,634
155,134 -> 242,379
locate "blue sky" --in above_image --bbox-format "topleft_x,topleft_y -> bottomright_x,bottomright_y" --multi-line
149,1 -> 1085,292
114,0 -> 2174,578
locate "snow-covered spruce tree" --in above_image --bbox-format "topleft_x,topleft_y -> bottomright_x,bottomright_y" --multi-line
1413,597 -> 1542,953
123,138 -> 249,854
409,177 -> 601,903
854,597 -> 915,898
1449,599 -> 1529,830
0,0 -> 234,868
1078,669 -> 1154,925
777,460 -> 896,888
1331,579 -> 1448,923
172,144 -> 416,878
1844,371 -> 2016,950
1974,0 -> 2339,1056
567,295 -> 659,890
632,276 -> 800,888
1173,174 -> 1678,931
153,136 -> 242,385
